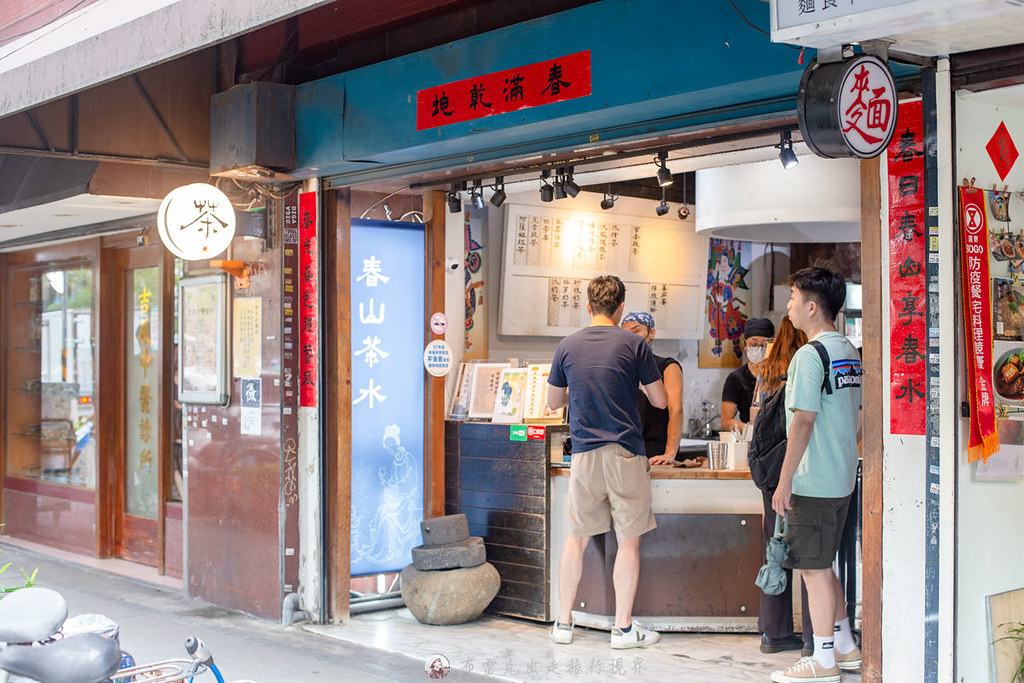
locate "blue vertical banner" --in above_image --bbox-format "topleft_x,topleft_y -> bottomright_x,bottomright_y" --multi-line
350,219 -> 425,576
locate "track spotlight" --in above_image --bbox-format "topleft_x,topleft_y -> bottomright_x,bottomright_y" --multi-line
656,186 -> 669,216
553,167 -> 567,200
678,204 -> 690,220
447,191 -> 462,214
471,179 -> 485,210
655,151 -> 673,187
490,176 -> 506,207
564,167 -> 580,198
600,184 -> 617,211
777,131 -> 799,170
539,170 -> 554,203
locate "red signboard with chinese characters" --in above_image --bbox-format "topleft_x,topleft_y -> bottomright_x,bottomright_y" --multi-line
959,186 -> 999,461
416,51 -> 591,130
888,99 -> 926,435
299,191 -> 318,408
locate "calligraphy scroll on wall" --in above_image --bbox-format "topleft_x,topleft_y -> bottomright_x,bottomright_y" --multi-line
888,99 -> 927,435
498,202 -> 709,338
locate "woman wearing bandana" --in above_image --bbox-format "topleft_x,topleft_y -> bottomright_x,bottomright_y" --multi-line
721,317 -> 776,434
621,312 -> 692,466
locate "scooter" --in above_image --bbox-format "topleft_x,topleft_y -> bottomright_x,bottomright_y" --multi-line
0,586 -> 253,683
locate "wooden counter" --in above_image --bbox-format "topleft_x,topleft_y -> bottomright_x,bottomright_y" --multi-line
551,464 -> 753,479
445,421 -> 764,631
550,461 -> 764,632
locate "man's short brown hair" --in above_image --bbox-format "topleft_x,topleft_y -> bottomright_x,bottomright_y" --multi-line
588,275 -> 626,317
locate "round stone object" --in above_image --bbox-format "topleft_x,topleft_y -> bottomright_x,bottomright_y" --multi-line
400,562 -> 500,626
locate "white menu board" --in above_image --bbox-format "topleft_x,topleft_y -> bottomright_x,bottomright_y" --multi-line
498,203 -> 709,338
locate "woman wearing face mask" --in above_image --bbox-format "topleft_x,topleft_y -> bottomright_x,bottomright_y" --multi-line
620,312 -> 692,466
720,317 -> 775,434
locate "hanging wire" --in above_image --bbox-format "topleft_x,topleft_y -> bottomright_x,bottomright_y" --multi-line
359,186 -> 411,219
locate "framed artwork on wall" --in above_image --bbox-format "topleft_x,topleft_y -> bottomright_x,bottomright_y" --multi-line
178,274 -> 230,405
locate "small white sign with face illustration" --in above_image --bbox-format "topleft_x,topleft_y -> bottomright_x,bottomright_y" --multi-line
158,183 -> 236,260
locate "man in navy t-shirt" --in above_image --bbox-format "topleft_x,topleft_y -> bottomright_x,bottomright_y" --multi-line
546,275 -> 667,650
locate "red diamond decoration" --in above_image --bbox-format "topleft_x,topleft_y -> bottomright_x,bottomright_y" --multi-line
986,121 -> 1019,181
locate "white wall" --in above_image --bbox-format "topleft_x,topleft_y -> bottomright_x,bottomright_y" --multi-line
953,85 -> 1024,680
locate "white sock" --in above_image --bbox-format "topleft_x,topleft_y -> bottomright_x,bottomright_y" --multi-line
812,635 -> 836,669
834,617 -> 857,654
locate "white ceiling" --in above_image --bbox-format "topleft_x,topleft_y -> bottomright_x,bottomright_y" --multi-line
0,194 -> 159,248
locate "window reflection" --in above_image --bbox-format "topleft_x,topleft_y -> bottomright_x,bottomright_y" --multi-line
8,262 -> 96,488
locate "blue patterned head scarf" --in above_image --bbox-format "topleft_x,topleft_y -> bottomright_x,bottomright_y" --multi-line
621,311 -> 656,330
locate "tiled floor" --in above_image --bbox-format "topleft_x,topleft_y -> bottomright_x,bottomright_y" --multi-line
306,608 -> 863,683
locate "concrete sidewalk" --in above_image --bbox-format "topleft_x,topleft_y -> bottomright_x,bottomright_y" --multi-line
0,539 -> 863,683
0,540 -> 491,683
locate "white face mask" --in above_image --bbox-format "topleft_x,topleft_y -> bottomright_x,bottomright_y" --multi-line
746,345 -> 766,364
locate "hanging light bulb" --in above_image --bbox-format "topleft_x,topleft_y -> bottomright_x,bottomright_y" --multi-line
655,151 -> 673,187
600,184 -> 617,211
564,167 -> 581,198
777,131 -> 799,170
490,176 -> 506,207
656,186 -> 669,216
447,186 -> 462,213
539,170 -> 554,202
471,179 -> 485,210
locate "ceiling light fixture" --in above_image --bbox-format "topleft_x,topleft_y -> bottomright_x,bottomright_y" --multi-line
539,170 -> 554,203
655,151 -> 673,187
490,176 -> 506,207
656,186 -> 670,216
600,184 -> 617,211
447,183 -> 463,213
564,167 -> 581,198
471,179 -> 485,210
777,131 -> 799,170
554,167 -> 568,200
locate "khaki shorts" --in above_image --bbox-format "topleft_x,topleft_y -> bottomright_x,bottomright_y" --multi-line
567,444 -> 656,539
783,494 -> 852,570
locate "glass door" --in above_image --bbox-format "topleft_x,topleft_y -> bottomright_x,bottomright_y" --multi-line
118,262 -> 163,564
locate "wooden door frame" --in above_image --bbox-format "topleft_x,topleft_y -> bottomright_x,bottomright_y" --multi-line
860,156 -> 882,681
99,236 -> 172,571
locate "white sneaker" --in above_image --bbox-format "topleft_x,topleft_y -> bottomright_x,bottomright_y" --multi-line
550,620 -> 573,644
610,622 -> 660,649
770,656 -> 841,683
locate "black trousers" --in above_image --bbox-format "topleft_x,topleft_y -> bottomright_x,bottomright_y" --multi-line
759,488 -> 813,641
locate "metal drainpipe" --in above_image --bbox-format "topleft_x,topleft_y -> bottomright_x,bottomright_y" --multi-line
281,592 -> 308,626
348,593 -> 406,615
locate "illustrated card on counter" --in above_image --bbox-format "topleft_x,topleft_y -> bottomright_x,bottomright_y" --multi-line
491,367 -> 528,423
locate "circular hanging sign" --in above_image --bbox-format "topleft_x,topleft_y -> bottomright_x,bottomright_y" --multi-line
429,312 -> 448,335
157,183 -> 236,260
423,339 -> 453,377
798,54 -> 898,160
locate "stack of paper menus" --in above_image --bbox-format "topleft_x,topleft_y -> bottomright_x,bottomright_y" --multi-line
448,362 -> 511,420
522,363 -> 565,423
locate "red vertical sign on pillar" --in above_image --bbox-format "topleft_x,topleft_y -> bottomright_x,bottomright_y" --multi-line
887,99 -> 927,435
299,191 -> 318,408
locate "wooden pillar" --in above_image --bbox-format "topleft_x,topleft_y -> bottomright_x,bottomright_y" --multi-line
323,188 -> 352,623
422,190 -> 448,519
859,155 -> 883,682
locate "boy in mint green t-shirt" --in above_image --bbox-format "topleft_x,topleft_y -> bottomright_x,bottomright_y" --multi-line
770,267 -> 863,683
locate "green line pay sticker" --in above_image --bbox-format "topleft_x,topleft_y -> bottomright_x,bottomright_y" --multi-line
509,425 -> 528,442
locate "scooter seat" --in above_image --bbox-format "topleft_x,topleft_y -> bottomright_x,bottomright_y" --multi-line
0,633 -> 121,683
0,587 -> 66,643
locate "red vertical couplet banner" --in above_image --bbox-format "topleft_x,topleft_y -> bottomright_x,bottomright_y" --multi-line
959,187 -> 999,461
298,191 -> 318,408
887,100 -> 927,434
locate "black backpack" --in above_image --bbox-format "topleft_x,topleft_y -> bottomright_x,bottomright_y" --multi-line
748,341 -> 831,493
